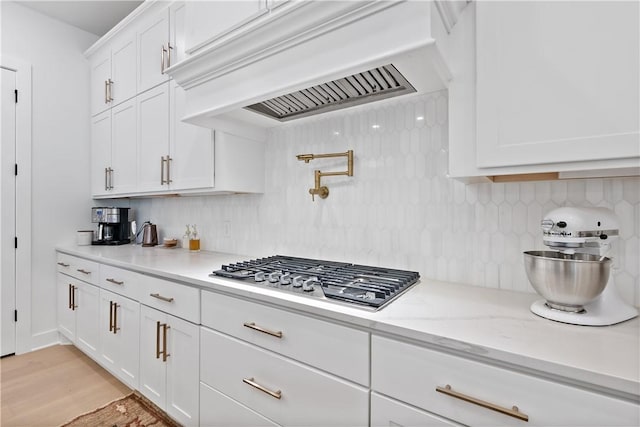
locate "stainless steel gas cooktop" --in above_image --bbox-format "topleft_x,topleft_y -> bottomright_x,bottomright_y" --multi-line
211,255 -> 420,310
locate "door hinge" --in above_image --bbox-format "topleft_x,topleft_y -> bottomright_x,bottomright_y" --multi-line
14,89 -> 18,103
14,310 -> 17,322
14,237 -> 17,249
15,164 -> 18,176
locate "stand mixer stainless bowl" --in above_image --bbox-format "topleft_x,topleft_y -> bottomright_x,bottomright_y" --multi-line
524,207 -> 638,326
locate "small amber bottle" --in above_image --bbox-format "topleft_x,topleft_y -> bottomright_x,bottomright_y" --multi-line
189,224 -> 200,251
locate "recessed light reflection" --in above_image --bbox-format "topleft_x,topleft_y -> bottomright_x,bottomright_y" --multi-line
372,124 -> 380,129
416,116 -> 424,121
333,131 -> 340,136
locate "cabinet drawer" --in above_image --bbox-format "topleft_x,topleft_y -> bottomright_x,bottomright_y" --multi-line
201,291 -> 369,386
200,382 -> 280,427
372,335 -> 639,427
57,253 -> 99,285
371,392 -> 462,427
200,327 -> 369,427
99,264 -> 143,300
140,276 -> 199,323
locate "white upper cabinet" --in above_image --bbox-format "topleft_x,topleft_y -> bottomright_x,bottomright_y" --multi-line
447,1 -> 640,179
90,32 -> 137,116
476,1 -> 639,168
184,0 -> 268,53
137,82 -> 170,193
138,7 -> 171,93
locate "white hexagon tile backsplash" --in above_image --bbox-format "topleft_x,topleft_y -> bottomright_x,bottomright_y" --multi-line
132,90 -> 640,306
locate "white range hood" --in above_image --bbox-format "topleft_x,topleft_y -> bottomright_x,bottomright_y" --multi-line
167,1 -> 468,138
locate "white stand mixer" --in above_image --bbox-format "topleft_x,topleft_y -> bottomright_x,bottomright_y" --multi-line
526,207 -> 638,326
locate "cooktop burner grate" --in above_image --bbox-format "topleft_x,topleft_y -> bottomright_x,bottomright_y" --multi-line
211,255 -> 420,310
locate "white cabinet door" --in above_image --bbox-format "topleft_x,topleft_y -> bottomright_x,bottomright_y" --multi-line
165,313 -> 199,427
137,82 -> 170,192
169,81 -> 214,191
138,8 -> 170,93
90,48 -> 112,116
57,274 -> 76,341
371,392 -> 462,427
111,33 -> 137,106
74,281 -> 100,359
200,382 -> 280,427
139,305 -> 168,409
475,1 -> 639,168
139,305 -> 199,427
111,98 -> 138,194
185,0 -> 267,53
169,2 -> 187,65
99,289 -> 140,390
91,111 -> 112,197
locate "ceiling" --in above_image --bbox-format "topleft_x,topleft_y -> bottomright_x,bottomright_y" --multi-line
17,1 -> 143,37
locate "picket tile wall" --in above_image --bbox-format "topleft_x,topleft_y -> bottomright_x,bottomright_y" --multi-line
132,91 -> 640,305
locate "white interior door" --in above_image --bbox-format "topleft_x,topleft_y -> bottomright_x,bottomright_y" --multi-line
1,67 -> 17,357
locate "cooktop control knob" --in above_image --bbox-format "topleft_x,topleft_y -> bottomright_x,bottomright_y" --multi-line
302,277 -> 318,292
268,271 -> 281,283
292,276 -> 304,288
254,271 -> 266,282
280,273 -> 292,285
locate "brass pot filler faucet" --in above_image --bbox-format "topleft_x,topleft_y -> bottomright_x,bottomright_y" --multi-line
296,150 -> 354,201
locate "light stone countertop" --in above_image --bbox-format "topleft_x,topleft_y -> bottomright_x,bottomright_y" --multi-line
56,244 -> 640,401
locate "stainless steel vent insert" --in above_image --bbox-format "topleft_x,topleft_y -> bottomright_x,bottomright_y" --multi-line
245,64 -> 416,122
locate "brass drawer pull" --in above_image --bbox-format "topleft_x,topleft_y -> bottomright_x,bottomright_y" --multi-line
57,262 -> 70,267
242,377 -> 282,400
106,278 -> 124,285
76,268 -> 91,275
156,321 -> 170,361
436,385 -> 529,422
150,293 -> 174,303
243,322 -> 283,338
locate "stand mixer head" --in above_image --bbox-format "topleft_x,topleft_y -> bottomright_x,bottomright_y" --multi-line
524,207 -> 637,326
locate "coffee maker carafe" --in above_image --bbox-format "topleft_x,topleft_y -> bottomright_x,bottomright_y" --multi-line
92,207 -> 132,245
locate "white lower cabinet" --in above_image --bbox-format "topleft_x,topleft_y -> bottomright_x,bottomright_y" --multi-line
372,335 -> 640,427
200,326 -> 369,427
200,382 -> 280,427
57,272 -> 100,360
139,304 -> 199,427
371,392 -> 462,427
98,289 -> 140,389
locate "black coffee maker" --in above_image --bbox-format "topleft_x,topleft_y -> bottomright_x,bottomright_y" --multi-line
92,207 -> 132,245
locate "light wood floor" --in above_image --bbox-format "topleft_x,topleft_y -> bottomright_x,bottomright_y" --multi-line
0,344 -> 131,427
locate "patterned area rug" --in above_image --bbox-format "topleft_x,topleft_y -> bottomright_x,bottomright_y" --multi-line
60,392 -> 181,427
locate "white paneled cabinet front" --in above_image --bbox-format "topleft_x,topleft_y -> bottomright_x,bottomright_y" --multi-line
371,335 -> 640,426
91,98 -> 138,197
200,382 -> 280,427
137,82 -> 170,192
57,273 -> 100,360
90,32 -> 137,116
99,289 -> 140,390
139,304 -> 199,427
475,1 -> 638,169
138,7 -> 170,94
371,392 -> 462,427
200,327 -> 369,427
56,273 -> 77,341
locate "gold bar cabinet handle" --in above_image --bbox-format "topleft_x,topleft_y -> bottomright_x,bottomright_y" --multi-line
112,303 -> 120,334
167,43 -> 173,69
71,285 -> 77,310
68,284 -> 73,310
77,268 -> 91,275
160,45 -> 166,74
150,293 -> 174,303
57,262 -> 70,267
109,301 -> 114,332
155,320 -> 161,359
162,324 -> 170,362
106,278 -> 124,285
243,322 -> 283,338
104,79 -> 108,104
160,156 -> 166,185
104,167 -> 109,191
436,385 -> 529,422
242,377 -> 282,400
166,155 -> 172,184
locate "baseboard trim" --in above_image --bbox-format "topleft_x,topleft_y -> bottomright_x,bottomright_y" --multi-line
30,329 -> 60,352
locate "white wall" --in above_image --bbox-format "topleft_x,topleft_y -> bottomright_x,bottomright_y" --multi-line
1,2 -> 98,349
132,91 -> 640,308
